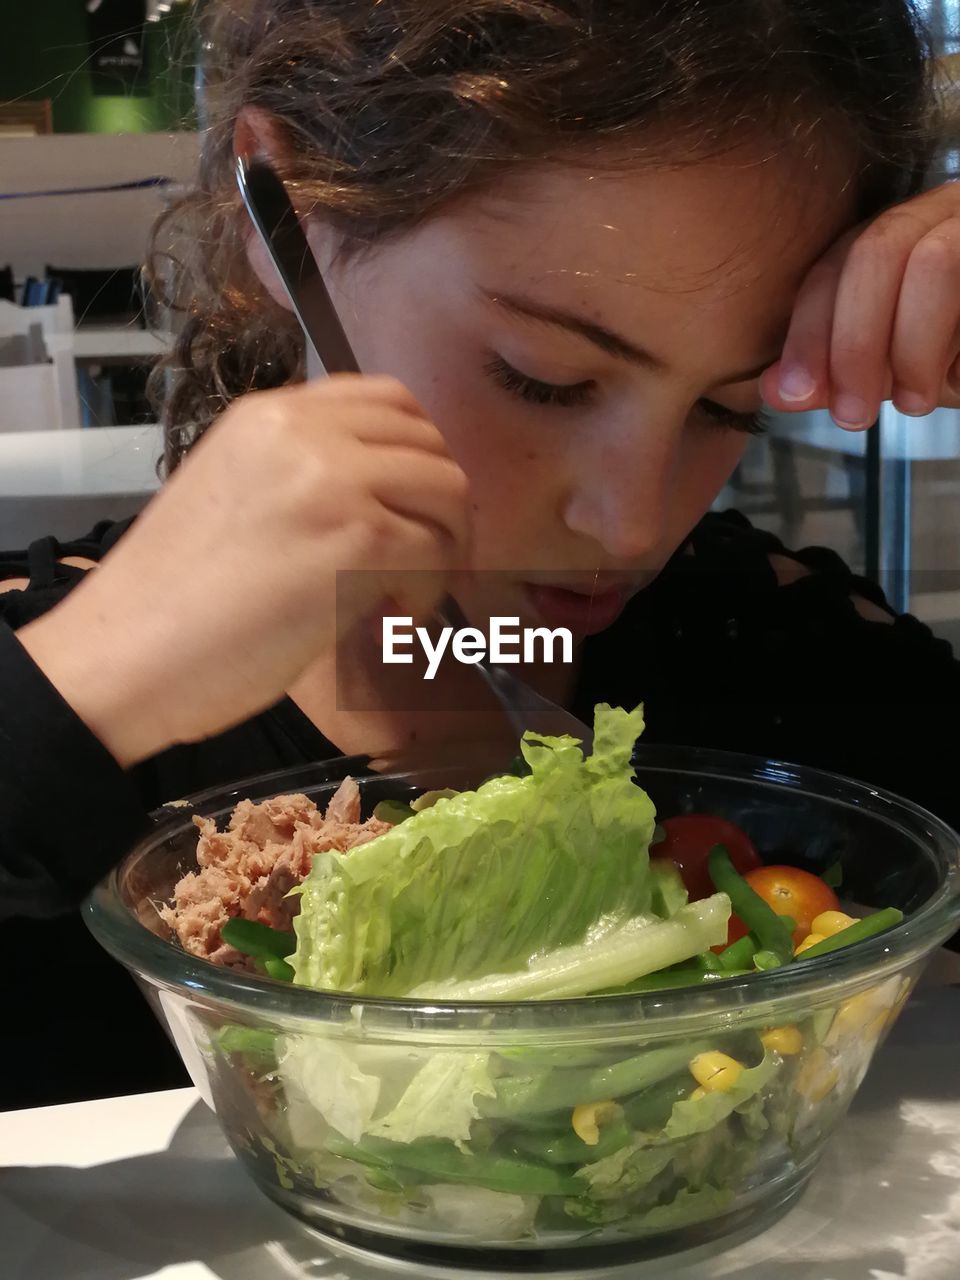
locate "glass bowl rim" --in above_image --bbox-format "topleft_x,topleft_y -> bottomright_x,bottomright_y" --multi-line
85,742 -> 960,1035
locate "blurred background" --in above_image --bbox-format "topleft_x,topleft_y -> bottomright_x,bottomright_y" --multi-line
1,0 -> 960,639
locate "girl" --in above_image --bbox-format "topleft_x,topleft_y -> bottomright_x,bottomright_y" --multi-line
4,0 -> 960,1105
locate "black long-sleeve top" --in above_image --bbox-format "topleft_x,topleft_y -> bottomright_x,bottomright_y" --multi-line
1,511 -> 957,1107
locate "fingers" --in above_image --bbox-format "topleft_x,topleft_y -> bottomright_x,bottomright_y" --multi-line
350,407 -> 450,454
762,186 -> 960,429
292,376 -> 451,453
889,222 -> 960,416
307,372 -> 427,418
826,212 -> 920,427
362,446 -> 472,556
762,239 -> 849,416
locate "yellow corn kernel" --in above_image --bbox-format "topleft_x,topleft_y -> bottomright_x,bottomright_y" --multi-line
794,933 -> 826,955
831,988 -> 888,1039
760,1025 -> 804,1056
796,1047 -> 840,1102
811,910 -> 857,938
689,1051 -> 744,1093
689,1086 -> 707,1101
571,1100 -> 620,1146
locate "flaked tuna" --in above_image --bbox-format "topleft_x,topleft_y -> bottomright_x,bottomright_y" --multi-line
160,778 -> 390,967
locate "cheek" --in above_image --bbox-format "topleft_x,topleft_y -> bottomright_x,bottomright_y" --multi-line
674,430 -> 749,522
371,340 -> 557,506
432,385 -> 559,550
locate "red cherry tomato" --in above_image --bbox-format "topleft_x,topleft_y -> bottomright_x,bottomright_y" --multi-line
739,866 -> 840,946
650,815 -> 760,901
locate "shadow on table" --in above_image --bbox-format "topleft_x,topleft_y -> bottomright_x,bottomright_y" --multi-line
3,987 -> 958,1280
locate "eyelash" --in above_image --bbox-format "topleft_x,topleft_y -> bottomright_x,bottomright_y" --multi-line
696,400 -> 770,437
485,354 -> 769,435
484,355 -> 596,407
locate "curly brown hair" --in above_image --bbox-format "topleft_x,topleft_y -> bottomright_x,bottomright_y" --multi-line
150,0 -> 935,474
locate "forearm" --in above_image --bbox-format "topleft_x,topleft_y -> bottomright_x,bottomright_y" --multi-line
0,623 -> 149,919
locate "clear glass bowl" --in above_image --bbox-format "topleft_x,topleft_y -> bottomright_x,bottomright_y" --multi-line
85,746 -> 960,1270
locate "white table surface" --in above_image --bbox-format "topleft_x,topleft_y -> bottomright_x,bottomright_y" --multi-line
2,972 -> 959,1280
0,425 -> 162,497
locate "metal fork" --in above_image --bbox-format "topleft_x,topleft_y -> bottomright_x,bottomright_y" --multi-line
236,154 -> 594,754
436,596 -> 593,750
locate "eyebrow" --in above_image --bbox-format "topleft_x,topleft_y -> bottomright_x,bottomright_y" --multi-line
483,289 -> 775,385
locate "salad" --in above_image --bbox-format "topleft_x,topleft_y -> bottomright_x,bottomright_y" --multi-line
165,703 -> 910,1246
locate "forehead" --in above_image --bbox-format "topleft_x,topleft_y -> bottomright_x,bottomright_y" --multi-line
416,140 -> 857,371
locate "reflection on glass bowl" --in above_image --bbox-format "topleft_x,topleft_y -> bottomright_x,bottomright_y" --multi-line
85,745 -> 960,1271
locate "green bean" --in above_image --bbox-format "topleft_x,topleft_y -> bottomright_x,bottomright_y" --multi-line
794,908 -> 903,960
495,1045 -> 610,1071
326,1134 -> 579,1196
482,1042 -> 707,1118
216,1025 -> 278,1063
263,956 -> 295,982
372,799 -> 416,825
508,1074 -> 693,1165
617,967 -> 719,992
752,949 -> 782,971
623,1074 -> 693,1130
823,861 -> 843,890
708,847 -> 794,964
220,918 -> 296,960
717,934 -> 758,971
512,1118 -> 633,1165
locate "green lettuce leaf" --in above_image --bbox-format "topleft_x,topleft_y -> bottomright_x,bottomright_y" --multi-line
575,1136 -> 681,1200
291,703 -> 657,995
366,1053 -> 496,1149
659,1050 -> 780,1142
418,1184 -> 539,1240
280,1036 -> 383,1146
640,1183 -> 735,1229
410,897 -> 729,1001
650,859 -> 689,918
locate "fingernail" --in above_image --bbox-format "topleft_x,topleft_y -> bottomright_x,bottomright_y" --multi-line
895,391 -> 929,417
832,394 -> 871,429
778,366 -> 816,402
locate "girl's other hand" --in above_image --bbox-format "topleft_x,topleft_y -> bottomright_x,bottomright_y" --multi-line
761,181 -> 960,428
19,376 -> 470,767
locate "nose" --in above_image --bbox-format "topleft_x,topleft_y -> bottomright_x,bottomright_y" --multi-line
561,421 -> 679,562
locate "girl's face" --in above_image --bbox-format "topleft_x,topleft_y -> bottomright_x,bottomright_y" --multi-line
299,143 -> 854,634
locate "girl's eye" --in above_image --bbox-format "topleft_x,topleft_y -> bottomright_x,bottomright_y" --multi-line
485,354 -> 596,408
696,398 -> 770,436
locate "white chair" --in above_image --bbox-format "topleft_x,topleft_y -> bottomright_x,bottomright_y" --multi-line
0,295 -> 73,337
0,299 -> 81,431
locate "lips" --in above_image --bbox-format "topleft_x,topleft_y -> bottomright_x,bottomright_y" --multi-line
522,582 -> 629,636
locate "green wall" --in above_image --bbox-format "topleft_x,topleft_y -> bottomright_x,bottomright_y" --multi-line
2,2 -> 196,134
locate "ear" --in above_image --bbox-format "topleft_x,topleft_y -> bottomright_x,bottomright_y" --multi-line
234,106 -> 341,314
234,105 -> 296,310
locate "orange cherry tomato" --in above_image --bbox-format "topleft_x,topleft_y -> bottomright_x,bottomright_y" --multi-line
733,866 -> 840,947
651,815 -> 760,901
